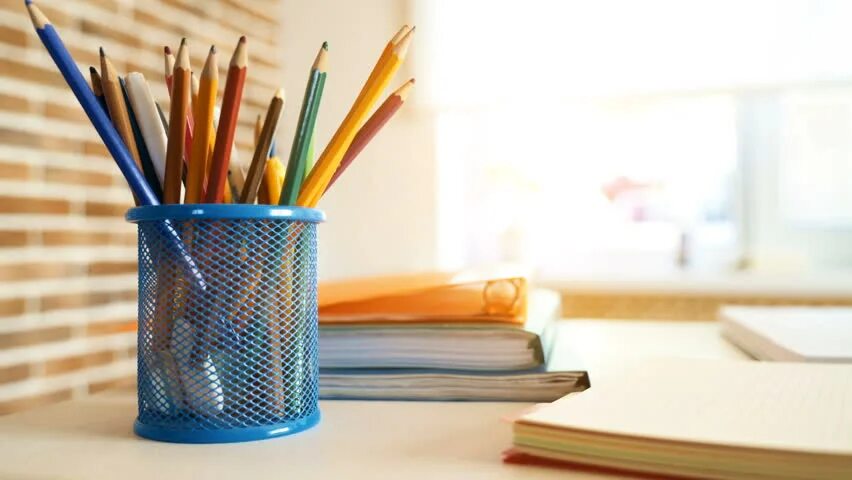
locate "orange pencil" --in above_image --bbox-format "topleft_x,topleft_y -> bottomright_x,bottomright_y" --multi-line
205,36 -> 247,203
185,46 -> 217,204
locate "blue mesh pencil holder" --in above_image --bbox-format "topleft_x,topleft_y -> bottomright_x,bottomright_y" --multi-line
126,204 -> 325,444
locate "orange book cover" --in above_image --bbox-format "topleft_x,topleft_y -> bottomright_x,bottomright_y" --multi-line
318,265 -> 530,325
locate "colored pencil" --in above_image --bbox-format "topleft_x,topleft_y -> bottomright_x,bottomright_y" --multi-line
163,46 -> 174,92
164,44 -> 193,179
254,114 -> 262,149
185,46 -> 217,204
88,66 -> 108,116
25,1 -> 156,204
297,26 -> 414,207
120,76 -> 162,202
155,101 -> 168,130
205,36 -> 247,203
303,133 -> 314,182
99,48 -> 144,180
191,71 -> 200,110
163,38 -> 191,204
126,72 -> 168,191
279,42 -> 327,206
261,156 -> 285,205
326,79 -> 414,192
240,88 -> 284,204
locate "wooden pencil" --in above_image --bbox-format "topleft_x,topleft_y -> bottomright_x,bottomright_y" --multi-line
88,66 -> 108,116
185,46 -> 217,204
163,46 -> 175,92
99,48 -> 144,182
297,27 -> 414,207
163,38 -> 191,204
279,42 -> 327,206
240,88 -> 284,204
205,36 -> 247,203
164,44 -> 193,181
326,79 -> 414,192
254,114 -> 262,149
262,156 -> 286,205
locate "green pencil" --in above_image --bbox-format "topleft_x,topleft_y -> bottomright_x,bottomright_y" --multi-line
303,130 -> 315,182
279,42 -> 327,205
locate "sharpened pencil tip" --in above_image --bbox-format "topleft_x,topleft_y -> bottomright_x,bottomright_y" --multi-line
239,35 -> 246,43
180,37 -> 187,46
164,45 -> 171,54
89,66 -> 97,74
209,45 -> 216,54
322,41 -> 328,50
99,46 -> 105,57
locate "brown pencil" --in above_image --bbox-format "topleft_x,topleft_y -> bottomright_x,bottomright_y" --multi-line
326,79 -> 414,191
240,88 -> 284,204
88,66 -> 108,115
99,48 -> 143,179
205,36 -> 247,203
163,38 -> 191,204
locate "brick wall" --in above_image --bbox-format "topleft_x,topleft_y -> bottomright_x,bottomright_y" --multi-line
0,0 -> 283,414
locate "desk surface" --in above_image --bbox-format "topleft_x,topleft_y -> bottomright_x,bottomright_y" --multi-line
0,320 -> 746,480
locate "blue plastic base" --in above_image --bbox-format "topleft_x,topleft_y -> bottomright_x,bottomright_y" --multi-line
133,410 -> 321,444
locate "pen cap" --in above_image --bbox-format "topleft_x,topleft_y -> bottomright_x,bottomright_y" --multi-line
126,204 -> 324,443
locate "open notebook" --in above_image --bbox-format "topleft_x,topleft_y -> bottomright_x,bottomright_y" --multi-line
510,359 -> 852,479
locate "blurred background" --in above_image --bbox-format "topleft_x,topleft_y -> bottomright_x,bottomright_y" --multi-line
1,0 -> 852,412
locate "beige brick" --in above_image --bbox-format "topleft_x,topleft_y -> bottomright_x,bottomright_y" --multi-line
0,298 -> 26,317
84,200 -> 129,217
0,364 -> 29,384
0,326 -> 72,349
0,230 -> 28,247
86,318 -> 136,337
0,389 -> 72,416
39,292 -> 112,312
44,350 -> 116,376
0,262 -> 78,282
0,195 -> 70,214
0,162 -> 32,180
42,230 -> 113,246
87,260 -> 137,276
44,102 -> 88,122
0,24 -> 28,47
0,92 -> 33,113
44,166 -> 114,187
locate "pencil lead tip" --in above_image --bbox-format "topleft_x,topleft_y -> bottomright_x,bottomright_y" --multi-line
410,78 -> 416,84
239,35 -> 246,43
89,65 -> 97,73
180,37 -> 187,46
410,25 -> 416,32
99,46 -> 105,57
322,41 -> 328,50
209,45 -> 216,54
24,0 -> 32,5
164,45 -> 171,54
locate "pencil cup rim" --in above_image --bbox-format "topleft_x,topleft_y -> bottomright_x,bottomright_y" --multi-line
125,204 -> 325,223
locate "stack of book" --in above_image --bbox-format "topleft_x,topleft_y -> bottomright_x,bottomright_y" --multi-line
317,267 -> 590,401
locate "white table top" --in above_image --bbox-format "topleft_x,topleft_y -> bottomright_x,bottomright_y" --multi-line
0,320 -> 746,480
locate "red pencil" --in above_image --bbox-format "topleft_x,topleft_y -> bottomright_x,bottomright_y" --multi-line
205,36 -> 247,203
325,78 -> 414,191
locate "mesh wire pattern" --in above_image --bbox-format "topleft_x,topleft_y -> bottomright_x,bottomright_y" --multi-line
133,210 -> 319,443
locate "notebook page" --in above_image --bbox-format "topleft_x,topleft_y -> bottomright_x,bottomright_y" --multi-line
520,358 -> 852,455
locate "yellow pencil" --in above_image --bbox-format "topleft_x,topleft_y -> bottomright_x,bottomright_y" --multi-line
185,46 -> 217,204
297,27 -> 414,207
